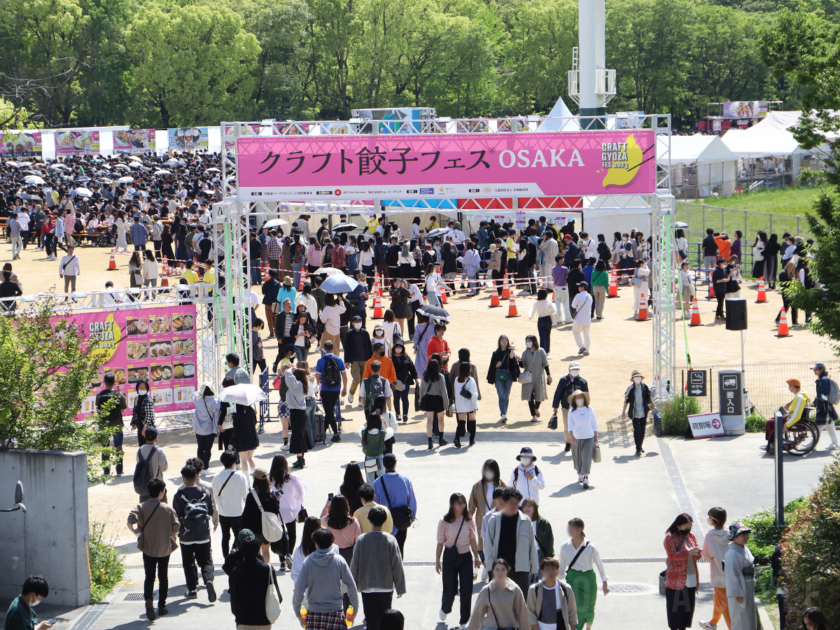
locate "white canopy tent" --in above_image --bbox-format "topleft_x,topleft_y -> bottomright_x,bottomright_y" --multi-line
659,134 -> 738,198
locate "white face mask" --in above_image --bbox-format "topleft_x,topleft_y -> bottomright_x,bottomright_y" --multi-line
570,369 -> 580,377
525,341 -> 533,349
484,470 -> 494,481
353,323 -> 361,330
575,397 -> 585,407
634,377 -> 642,385
138,388 -> 147,395
29,597 -> 41,607
520,457 -> 533,467
375,332 -> 383,337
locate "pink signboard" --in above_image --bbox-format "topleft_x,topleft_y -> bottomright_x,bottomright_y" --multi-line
55,130 -> 100,156
54,305 -> 199,419
237,130 -> 656,201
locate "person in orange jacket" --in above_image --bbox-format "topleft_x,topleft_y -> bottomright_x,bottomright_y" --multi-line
363,343 -> 396,383
426,323 -> 451,363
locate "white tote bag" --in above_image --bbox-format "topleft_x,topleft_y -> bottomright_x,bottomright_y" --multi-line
265,567 -> 282,624
251,489 -> 285,543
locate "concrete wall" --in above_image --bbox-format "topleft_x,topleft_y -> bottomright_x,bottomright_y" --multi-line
0,450 -> 91,607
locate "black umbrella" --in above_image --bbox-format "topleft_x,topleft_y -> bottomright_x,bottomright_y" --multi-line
416,305 -> 450,319
332,222 -> 359,232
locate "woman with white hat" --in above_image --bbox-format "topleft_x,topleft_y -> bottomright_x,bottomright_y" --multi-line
567,392 -> 597,489
725,523 -> 756,630
621,370 -> 657,456
508,447 -> 546,504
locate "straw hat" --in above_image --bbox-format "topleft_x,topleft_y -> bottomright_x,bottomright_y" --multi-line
630,370 -> 645,381
567,391 -> 591,406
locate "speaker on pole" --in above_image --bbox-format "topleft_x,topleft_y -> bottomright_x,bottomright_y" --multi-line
726,298 -> 747,331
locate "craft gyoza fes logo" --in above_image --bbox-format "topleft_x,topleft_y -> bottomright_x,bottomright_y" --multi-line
601,133 -> 650,188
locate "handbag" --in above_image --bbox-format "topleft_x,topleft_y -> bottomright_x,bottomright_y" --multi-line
393,380 -> 406,392
442,517 -> 466,564
251,489 -> 286,544
297,507 -> 309,524
265,566 -> 282,623
593,443 -> 601,463
380,475 -> 414,531
365,458 -> 381,474
659,537 -> 685,595
548,413 -> 558,430
518,351 -> 538,385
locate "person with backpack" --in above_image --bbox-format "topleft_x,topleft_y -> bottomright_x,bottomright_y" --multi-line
526,557 -> 578,630
374,454 -> 417,556
130,379 -> 156,447
812,362 -> 840,451
241,468 -> 281,564
508,447 -> 546,505
359,411 -> 394,483
134,427 -> 168,502
315,340 -> 347,443
127,478 -> 179,620
360,360 -> 394,420
172,465 -> 217,602
211,450 -> 248,559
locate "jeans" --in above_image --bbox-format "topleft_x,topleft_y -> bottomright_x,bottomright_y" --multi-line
293,262 -> 303,289
102,430 -> 124,475
294,345 -> 307,362
10,236 -> 22,258
305,397 -> 317,445
348,253 -> 359,275
394,386 -> 410,417
144,278 -> 158,288
426,292 -> 441,307
361,592 -> 393,630
219,514 -> 242,558
322,390 -> 340,434
195,433 -> 215,470
143,553 -> 170,605
251,259 -> 262,285
537,315 -> 552,353
180,542 -> 214,592
441,552 -> 474,625
495,378 -> 513,415
632,416 -> 647,451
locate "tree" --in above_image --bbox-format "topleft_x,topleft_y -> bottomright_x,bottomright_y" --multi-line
761,10 -> 840,351
0,301 -> 115,483
124,3 -> 261,127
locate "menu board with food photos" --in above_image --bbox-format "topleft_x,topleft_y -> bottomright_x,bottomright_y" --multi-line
58,305 -> 198,419
113,129 -> 156,154
55,130 -> 100,156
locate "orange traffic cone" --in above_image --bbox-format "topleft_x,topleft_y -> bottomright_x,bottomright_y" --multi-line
689,297 -> 702,326
107,249 -> 117,270
374,271 -> 382,297
440,284 -> 448,304
608,270 -> 618,298
637,292 -> 648,321
502,272 -> 511,300
776,307 -> 791,337
755,277 -> 768,303
489,281 -> 501,308
506,295 -> 520,318
299,268 -> 308,290
707,278 -> 716,300
372,294 -> 384,319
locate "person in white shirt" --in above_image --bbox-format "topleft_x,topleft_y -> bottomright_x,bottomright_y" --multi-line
579,232 -> 597,262
567,392 -> 598,488
529,289 -> 559,354
453,362 -> 479,448
508,447 -> 546,504
59,246 -> 81,294
424,262 -> 446,306
319,294 -> 346,351
571,282 -> 593,355
557,518 -> 609,629
211,450 -> 249,559
632,260 -> 651,318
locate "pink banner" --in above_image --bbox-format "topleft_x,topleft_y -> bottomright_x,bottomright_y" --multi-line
55,130 -> 100,156
237,130 -> 656,201
53,306 -> 199,419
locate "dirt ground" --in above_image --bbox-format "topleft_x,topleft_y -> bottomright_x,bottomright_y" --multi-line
7,240 -> 831,546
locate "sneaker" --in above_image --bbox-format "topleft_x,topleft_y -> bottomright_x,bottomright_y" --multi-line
146,601 -> 157,621
578,474 -> 584,483
285,554 -> 293,568
158,604 -> 169,616
530,416 -> 539,423
578,347 -> 586,355
699,622 -> 717,630
185,590 -> 198,599
828,443 -> 838,451
582,477 -> 589,489
481,567 -> 488,582
267,334 -> 275,340
331,434 -> 342,443
279,558 -> 286,571
501,414 -> 507,424
439,609 -> 448,621
565,442 -> 572,452
348,394 -> 354,404
206,582 -> 217,603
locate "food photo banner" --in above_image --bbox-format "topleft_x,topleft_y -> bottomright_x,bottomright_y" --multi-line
56,130 -> 100,156
113,129 -> 156,154
168,127 -> 209,151
53,305 -> 199,419
236,130 -> 657,201
1,131 -> 42,157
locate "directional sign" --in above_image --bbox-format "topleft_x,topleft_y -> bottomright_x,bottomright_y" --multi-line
688,412 -> 725,439
719,371 -> 744,417
687,370 -> 707,397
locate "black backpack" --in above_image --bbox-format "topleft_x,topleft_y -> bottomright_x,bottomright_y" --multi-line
133,446 -> 158,495
323,357 -> 342,389
364,375 -> 385,411
181,492 -> 211,542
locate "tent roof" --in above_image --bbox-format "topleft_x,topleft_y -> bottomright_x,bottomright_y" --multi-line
659,134 -> 737,165
720,127 -> 808,158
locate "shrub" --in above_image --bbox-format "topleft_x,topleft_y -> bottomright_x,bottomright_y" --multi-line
745,411 -> 766,433
782,455 -> 840,627
88,521 -> 125,604
660,394 -> 701,436
741,496 -> 807,565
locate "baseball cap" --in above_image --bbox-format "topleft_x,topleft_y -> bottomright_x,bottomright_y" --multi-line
811,362 -> 826,370
252,468 -> 268,480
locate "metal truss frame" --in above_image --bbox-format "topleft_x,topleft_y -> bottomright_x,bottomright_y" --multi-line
216,114 -> 675,392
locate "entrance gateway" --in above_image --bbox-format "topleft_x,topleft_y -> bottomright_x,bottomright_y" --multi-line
213,115 -> 677,397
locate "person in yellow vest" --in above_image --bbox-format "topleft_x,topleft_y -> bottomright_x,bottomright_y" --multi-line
427,215 -> 440,232
366,215 -> 379,235
764,378 -> 810,449
181,260 -> 200,284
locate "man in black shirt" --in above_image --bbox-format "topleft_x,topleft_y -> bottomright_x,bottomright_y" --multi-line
96,373 -> 128,475
566,261 -> 585,317
702,228 -> 718,278
0,270 -> 22,312
711,258 -> 729,321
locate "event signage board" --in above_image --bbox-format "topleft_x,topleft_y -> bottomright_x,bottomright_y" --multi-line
113,129 -> 156,154
687,412 -> 725,439
55,130 -> 100,156
722,101 -> 769,119
236,130 -> 657,201
0,131 -> 42,157
168,127 -> 209,151
54,306 -> 199,418
687,369 -> 707,397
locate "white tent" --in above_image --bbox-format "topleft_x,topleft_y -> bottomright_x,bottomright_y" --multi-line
721,127 -> 804,159
660,134 -> 738,197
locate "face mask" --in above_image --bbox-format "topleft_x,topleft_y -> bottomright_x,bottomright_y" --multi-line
353,323 -> 361,330
575,398 -> 584,407
570,369 -> 580,377
525,341 -> 533,349
138,388 -> 147,395
520,458 -> 533,467
29,597 -> 40,607
375,332 -> 383,337
634,377 -> 642,385
484,470 -> 494,481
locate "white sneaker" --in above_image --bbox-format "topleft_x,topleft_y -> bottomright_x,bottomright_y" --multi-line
699,622 -> 717,630
578,474 -> 584,483
481,567 -> 488,582
439,609 -> 448,621
348,394 -> 354,404
582,477 -> 589,489
827,443 -> 838,451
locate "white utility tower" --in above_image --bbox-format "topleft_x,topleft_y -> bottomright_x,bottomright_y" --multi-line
568,0 -> 616,124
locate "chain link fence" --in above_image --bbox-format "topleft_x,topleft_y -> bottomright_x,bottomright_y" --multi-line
678,360 -> 840,418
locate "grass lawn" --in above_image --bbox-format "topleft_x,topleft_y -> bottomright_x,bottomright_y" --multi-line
692,186 -> 823,215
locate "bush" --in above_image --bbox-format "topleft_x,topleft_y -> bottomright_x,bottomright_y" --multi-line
660,394 -> 701,436
745,411 -> 766,433
782,455 -> 840,627
88,521 -> 125,604
741,496 -> 808,565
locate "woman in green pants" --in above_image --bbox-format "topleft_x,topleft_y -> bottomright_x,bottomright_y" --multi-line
557,518 -> 610,630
